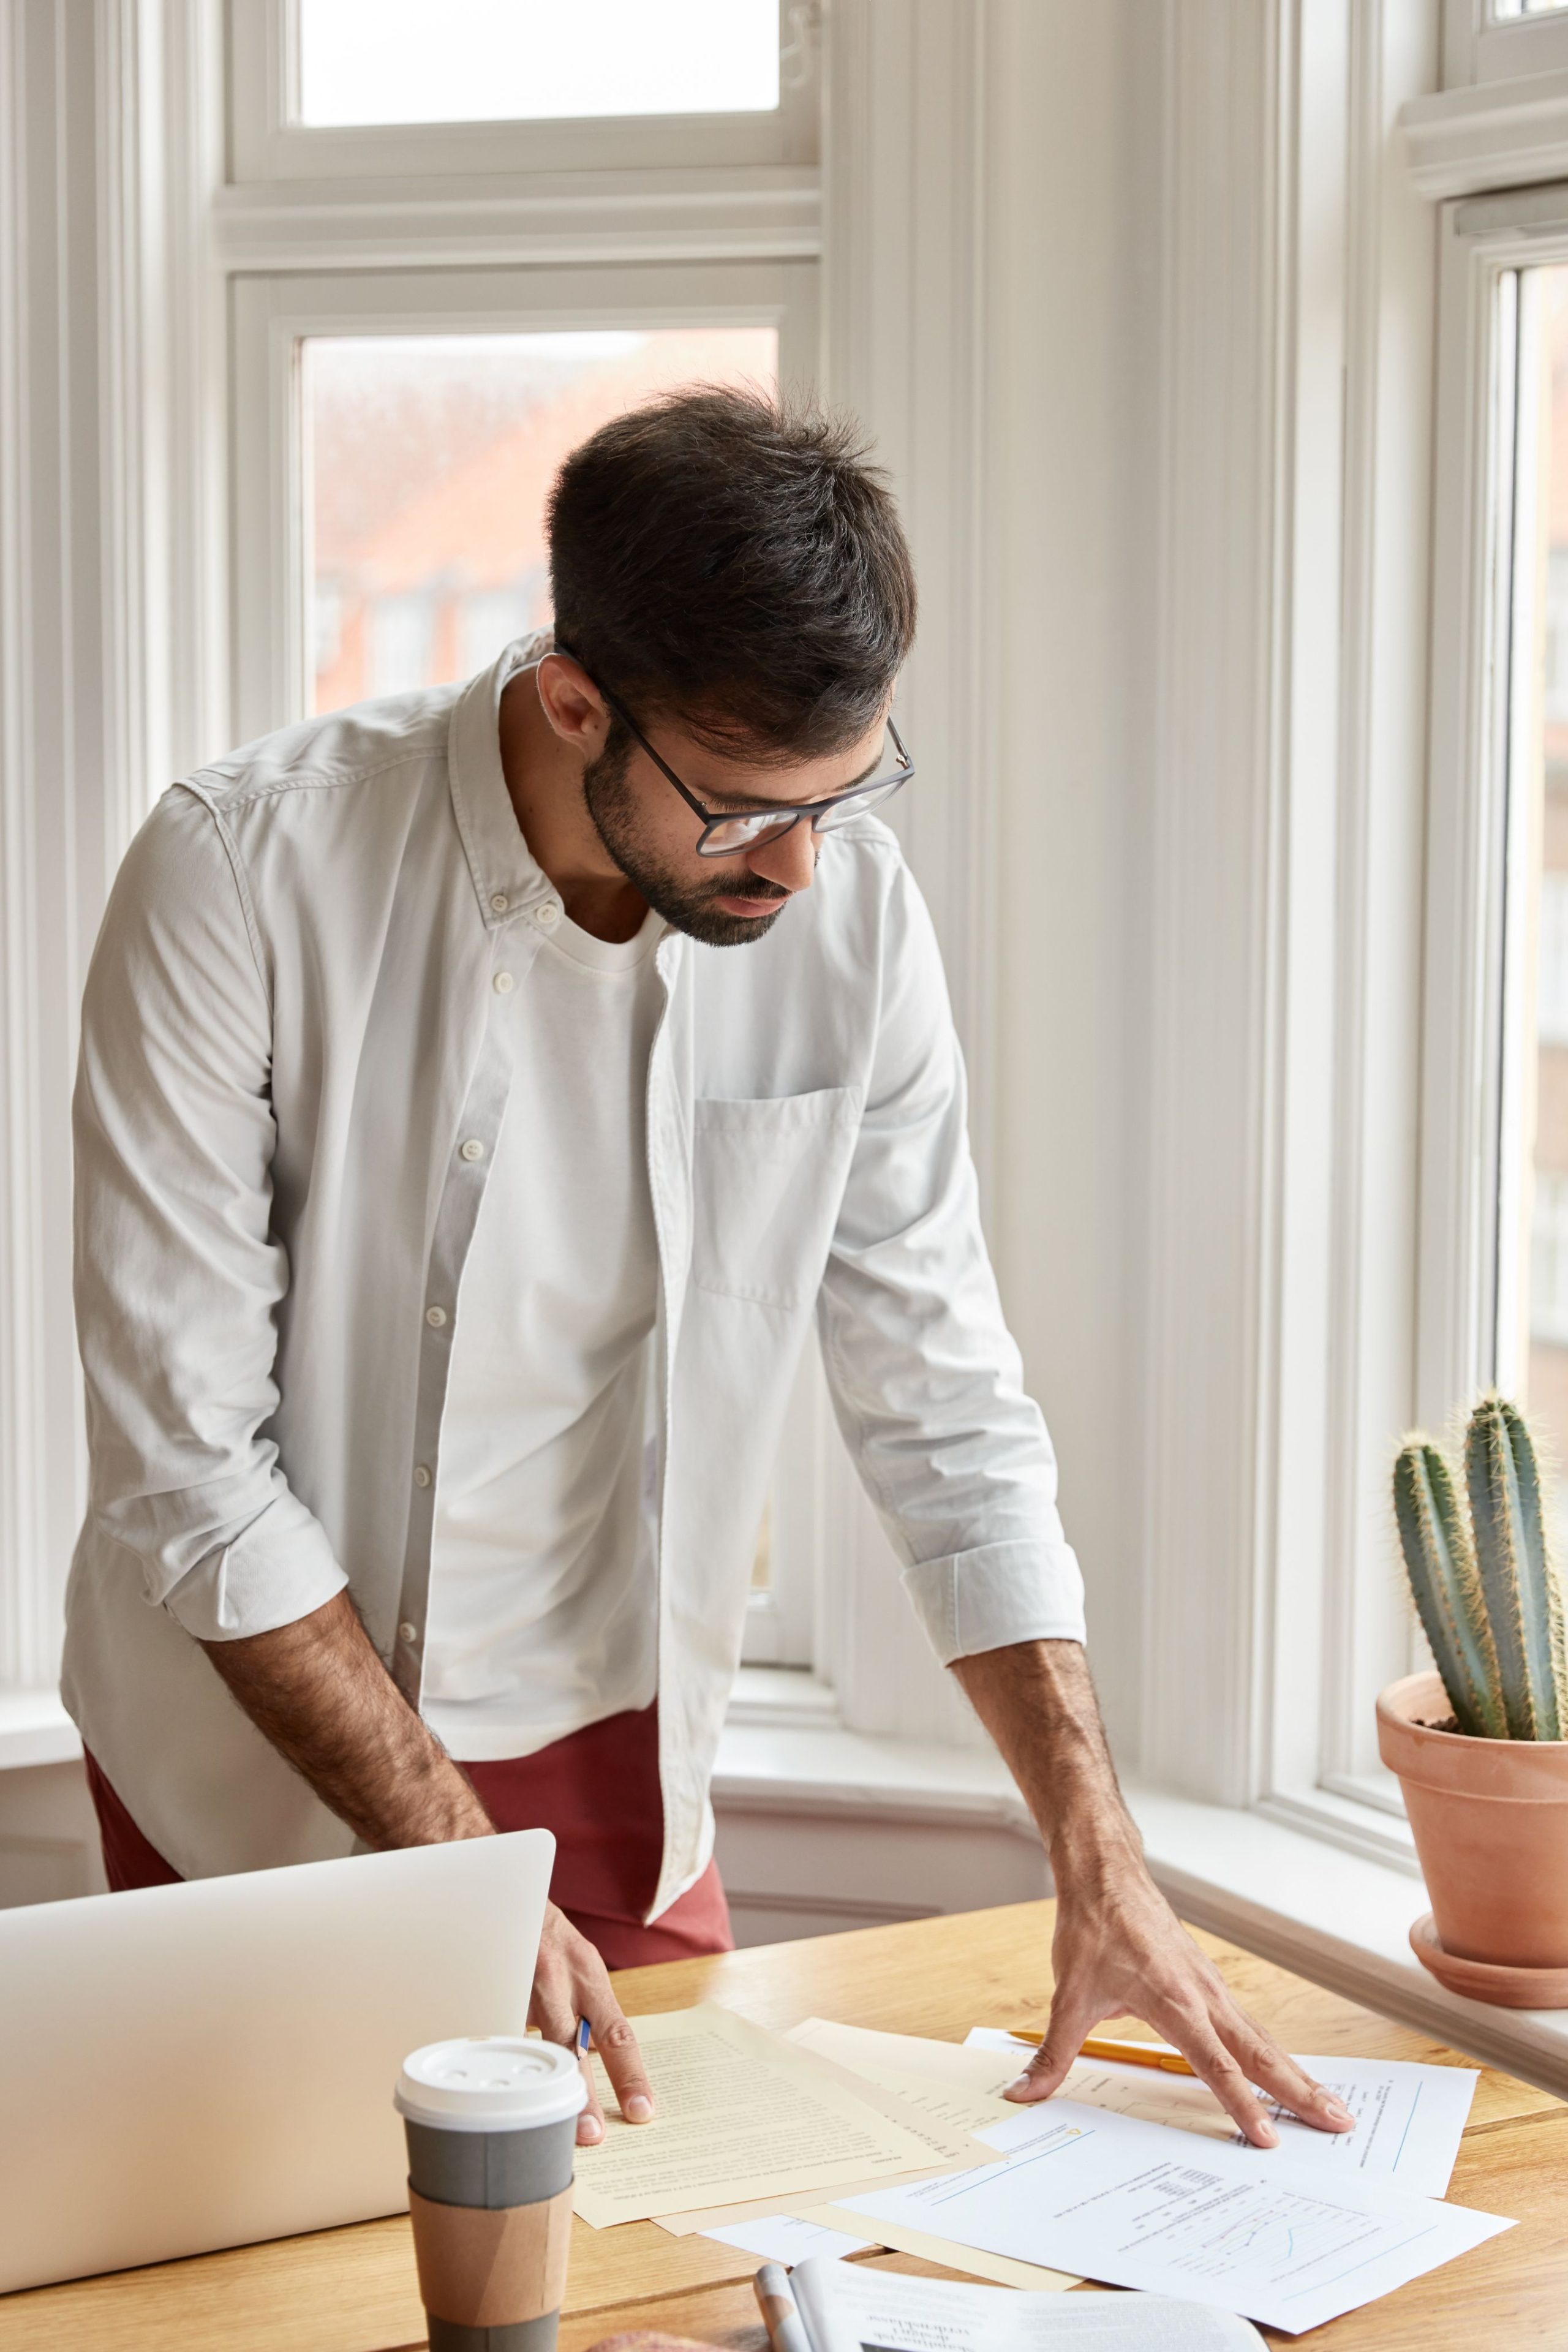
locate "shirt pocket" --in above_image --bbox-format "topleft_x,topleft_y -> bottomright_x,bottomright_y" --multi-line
690,1087 -> 862,1308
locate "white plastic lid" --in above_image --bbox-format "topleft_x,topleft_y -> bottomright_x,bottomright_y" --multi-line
394,2037 -> 588,2132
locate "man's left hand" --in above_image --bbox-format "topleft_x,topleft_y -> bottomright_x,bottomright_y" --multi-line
1003,1842 -> 1354,2147
951,1638 -> 1355,2150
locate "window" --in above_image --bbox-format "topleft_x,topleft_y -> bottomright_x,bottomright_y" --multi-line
229,0 -> 818,179
305,328 -> 777,714
1424,198 -> 1568,1583
298,0 -> 780,126
1486,262 -> 1568,1538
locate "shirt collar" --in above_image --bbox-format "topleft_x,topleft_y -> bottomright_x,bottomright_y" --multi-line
447,630 -> 556,928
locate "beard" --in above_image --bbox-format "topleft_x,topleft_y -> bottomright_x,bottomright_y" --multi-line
581,734 -> 793,948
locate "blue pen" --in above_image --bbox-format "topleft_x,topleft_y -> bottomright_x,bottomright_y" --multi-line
576,2017 -> 592,2058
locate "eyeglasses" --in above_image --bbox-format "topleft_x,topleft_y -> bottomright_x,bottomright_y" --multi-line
553,641 -> 914,859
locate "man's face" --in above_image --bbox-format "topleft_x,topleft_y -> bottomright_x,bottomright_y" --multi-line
580,706 -> 894,949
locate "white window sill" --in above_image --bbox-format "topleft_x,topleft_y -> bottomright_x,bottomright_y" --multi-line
716,1695 -> 1568,2103
0,1691 -> 81,1770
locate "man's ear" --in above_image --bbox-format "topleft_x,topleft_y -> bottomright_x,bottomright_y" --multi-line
535,651 -> 610,756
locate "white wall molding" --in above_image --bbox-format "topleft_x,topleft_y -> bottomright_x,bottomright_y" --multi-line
1142,0 -> 1438,1820
212,166 -> 821,273
821,0 -> 997,1200
0,0 -> 115,1695
1140,0 -> 1294,1802
0,0 -> 227,1719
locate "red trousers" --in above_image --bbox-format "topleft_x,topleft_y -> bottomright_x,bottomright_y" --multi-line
84,1698 -> 732,1969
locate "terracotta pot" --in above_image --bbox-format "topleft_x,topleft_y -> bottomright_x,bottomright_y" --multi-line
1376,1670 -> 1568,1972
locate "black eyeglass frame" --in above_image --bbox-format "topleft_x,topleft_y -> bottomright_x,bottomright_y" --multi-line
552,639 -> 914,859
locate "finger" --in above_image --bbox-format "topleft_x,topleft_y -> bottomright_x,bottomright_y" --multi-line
1220,2014 -> 1354,2135
528,1945 -> 608,2146
585,1994 -> 655,2125
1002,1988 -> 1102,2103
1159,2014 -> 1279,2147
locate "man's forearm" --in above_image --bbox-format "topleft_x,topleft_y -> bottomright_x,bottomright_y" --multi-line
950,1638 -> 1141,1882
200,1590 -> 494,1849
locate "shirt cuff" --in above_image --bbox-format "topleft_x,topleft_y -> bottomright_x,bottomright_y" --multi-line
901,1537 -> 1087,1666
160,1490 -> 349,1642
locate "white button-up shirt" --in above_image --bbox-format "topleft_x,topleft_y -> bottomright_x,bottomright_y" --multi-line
61,640 -> 1085,1912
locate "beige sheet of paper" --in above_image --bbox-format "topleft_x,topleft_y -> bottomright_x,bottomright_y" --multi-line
803,2204 -> 1080,2294
788,2021 -> 1235,2145
571,2005 -> 990,2230
652,2034 -> 998,2235
654,2157 -> 970,2236
786,2018 -> 1024,2135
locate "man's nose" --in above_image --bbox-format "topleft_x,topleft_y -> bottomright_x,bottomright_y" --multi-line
745,819 -> 818,897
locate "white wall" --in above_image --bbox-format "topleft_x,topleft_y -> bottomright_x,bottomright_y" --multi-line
984,0 -> 1153,1757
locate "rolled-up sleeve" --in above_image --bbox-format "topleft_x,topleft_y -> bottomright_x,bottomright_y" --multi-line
816,855 -> 1086,1664
74,786 -> 347,1640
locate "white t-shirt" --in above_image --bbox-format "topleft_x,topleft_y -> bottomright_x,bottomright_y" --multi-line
421,894 -> 665,1762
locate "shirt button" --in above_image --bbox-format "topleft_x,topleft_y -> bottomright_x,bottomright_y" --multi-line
425,1305 -> 448,1328
494,971 -> 514,994
459,1137 -> 484,1162
490,892 -> 509,914
398,1621 -> 418,1645
536,900 -> 562,929
413,1464 -> 432,1488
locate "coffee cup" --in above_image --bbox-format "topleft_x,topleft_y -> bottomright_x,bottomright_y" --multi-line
395,2035 -> 588,2351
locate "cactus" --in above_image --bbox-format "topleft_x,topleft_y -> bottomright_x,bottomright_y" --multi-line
1392,1439 -> 1507,1739
1393,1394 -> 1568,1741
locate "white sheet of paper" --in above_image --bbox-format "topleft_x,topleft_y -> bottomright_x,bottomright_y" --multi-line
965,2028 -> 1479,2196
786,2256 -> 1265,2351
572,2005 -> 987,2228
833,2101 -> 1512,2333
699,2212 -> 874,2263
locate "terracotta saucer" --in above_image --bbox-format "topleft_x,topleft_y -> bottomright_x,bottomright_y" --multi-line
1410,1912 -> 1568,2008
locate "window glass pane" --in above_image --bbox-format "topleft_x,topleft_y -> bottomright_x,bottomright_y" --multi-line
1502,266 -> 1568,1539
299,0 -> 779,126
304,327 -> 777,716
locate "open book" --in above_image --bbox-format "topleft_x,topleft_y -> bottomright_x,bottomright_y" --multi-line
771,2260 -> 1267,2350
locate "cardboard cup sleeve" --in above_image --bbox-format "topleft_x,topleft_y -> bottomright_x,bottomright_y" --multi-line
409,2183 -> 574,2330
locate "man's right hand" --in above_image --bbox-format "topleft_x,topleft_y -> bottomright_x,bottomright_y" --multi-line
198,1592 -> 655,2148
529,1901 -> 656,2146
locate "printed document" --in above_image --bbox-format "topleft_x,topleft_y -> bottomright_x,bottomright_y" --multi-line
780,2257 -> 1265,2350
571,2005 -> 987,2228
833,2100 -> 1511,2332
967,2029 -> 1477,2196
700,2211 -> 873,2264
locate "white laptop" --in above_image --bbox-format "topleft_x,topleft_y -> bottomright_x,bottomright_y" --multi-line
0,1829 -> 554,2294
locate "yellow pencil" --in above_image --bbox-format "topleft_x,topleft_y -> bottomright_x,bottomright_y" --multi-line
1007,2028 -> 1197,2077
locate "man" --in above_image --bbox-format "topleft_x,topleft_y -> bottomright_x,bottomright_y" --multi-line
64,388 -> 1352,2155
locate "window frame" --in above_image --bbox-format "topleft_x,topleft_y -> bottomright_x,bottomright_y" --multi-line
1443,0 -> 1568,86
1420,183 -> 1568,1441
227,0 -> 820,183
228,258 -> 818,745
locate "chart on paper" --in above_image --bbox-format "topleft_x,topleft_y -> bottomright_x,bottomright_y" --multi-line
835,2100 -> 1511,2333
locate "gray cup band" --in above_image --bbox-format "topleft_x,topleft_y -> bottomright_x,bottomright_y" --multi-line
426,2315 -> 559,2352
404,2116 -> 577,2209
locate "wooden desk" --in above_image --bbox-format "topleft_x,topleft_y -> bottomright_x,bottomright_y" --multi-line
2,1901 -> 1561,2350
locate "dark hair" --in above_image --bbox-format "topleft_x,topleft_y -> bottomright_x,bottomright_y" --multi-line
547,384 -> 916,760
